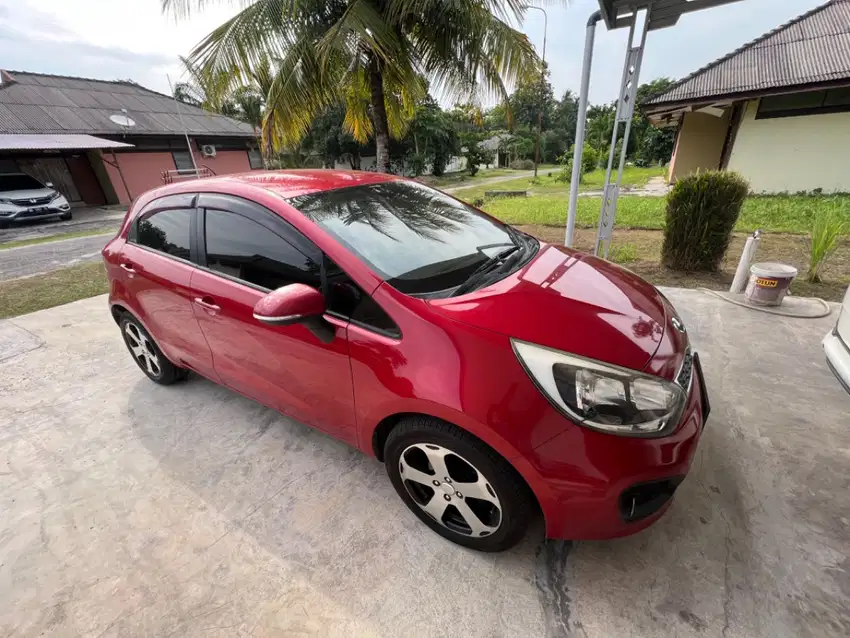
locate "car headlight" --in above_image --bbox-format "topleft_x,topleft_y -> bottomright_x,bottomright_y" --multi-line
512,339 -> 687,438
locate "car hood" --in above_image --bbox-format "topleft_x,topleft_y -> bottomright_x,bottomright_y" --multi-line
429,243 -> 668,372
0,187 -> 56,200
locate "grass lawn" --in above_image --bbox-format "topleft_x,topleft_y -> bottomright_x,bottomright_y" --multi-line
481,193 -> 850,234
0,261 -> 108,319
0,229 -> 112,250
452,165 -> 666,200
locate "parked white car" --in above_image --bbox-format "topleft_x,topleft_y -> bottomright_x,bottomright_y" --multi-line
824,286 -> 850,394
0,173 -> 72,227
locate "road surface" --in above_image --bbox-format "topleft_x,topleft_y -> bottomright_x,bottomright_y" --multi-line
0,233 -> 111,281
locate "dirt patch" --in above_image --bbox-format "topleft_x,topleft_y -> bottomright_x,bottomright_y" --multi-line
516,225 -> 850,302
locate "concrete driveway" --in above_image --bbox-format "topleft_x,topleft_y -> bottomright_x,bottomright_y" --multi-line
1,289 -> 848,637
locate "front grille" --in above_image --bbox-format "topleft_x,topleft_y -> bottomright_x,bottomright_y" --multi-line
676,349 -> 693,390
11,195 -> 52,207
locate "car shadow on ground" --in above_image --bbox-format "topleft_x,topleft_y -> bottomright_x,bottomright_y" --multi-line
126,370 -> 749,636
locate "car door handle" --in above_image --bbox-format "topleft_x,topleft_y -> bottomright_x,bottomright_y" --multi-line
194,297 -> 221,313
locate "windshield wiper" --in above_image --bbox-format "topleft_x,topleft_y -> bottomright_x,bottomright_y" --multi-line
451,244 -> 523,297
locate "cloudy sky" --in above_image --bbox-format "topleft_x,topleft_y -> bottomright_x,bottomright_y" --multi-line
0,0 -> 827,105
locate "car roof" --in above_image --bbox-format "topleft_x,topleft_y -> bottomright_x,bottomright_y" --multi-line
183,169 -> 405,200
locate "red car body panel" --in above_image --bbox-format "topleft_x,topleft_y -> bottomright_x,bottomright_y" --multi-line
103,170 -> 706,541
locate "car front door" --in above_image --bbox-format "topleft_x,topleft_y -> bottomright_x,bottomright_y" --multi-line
188,193 -> 357,444
120,194 -> 218,380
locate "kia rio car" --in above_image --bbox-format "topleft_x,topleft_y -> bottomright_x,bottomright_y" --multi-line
103,170 -> 709,552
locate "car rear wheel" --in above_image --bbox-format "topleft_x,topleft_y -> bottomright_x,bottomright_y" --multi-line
384,416 -> 533,552
119,315 -> 188,385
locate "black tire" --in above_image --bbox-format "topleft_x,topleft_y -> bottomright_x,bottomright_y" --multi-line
385,416 -> 533,552
59,212 -> 72,221
119,314 -> 189,385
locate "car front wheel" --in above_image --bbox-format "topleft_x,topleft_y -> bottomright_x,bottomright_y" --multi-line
385,417 -> 533,552
119,314 -> 188,385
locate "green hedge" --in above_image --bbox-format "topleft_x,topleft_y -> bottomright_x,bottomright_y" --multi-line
661,171 -> 750,271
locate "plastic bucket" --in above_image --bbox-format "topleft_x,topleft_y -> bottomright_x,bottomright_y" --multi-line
745,262 -> 798,306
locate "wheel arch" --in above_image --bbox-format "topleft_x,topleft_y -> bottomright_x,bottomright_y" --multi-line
370,410 -> 547,521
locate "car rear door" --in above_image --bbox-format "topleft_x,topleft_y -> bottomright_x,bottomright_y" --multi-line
188,193 -> 357,444
118,193 -> 218,379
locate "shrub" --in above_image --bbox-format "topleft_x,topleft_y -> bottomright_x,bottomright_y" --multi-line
661,170 -> 749,271
806,203 -> 847,282
556,144 -> 598,183
510,158 -> 535,170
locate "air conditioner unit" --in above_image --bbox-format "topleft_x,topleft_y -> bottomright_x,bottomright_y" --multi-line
201,144 -> 217,158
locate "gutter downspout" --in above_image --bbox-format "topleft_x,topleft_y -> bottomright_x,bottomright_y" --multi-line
565,9 -> 602,247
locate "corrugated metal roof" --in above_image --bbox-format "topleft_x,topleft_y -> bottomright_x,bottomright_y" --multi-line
646,0 -> 850,108
0,71 -> 255,138
0,134 -> 134,150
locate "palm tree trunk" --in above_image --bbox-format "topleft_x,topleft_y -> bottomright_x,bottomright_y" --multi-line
369,57 -> 391,174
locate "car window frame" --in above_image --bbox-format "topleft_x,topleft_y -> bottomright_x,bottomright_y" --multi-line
195,193 -> 324,294
128,193 -> 199,266
194,193 -> 401,338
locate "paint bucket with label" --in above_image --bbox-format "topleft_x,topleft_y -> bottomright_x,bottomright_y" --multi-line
745,263 -> 798,306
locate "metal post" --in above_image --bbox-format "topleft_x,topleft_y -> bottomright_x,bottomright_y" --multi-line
167,74 -> 199,171
565,10 -> 602,247
594,7 -> 651,259
527,6 -> 548,178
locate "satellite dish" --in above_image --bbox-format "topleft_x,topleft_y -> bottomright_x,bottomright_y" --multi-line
109,113 -> 136,127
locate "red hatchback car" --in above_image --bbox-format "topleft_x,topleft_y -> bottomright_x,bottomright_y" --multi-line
103,170 -> 709,552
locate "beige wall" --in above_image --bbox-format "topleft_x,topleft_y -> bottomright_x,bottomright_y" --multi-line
668,110 -> 731,183
727,100 -> 850,193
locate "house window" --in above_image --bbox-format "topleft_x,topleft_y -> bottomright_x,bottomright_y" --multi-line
757,87 -> 850,119
172,151 -> 195,171
248,148 -> 263,170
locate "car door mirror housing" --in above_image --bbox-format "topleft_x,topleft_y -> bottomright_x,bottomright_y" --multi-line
253,284 -> 326,326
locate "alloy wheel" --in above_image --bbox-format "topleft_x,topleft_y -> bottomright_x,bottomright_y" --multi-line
399,443 -> 502,537
124,322 -> 161,378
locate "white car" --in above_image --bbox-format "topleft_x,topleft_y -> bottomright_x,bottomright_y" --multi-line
824,286 -> 850,394
0,173 -> 72,227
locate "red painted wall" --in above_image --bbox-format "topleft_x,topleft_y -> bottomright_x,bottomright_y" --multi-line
198,149 -> 252,176
104,152 -> 177,204
103,146 -> 255,205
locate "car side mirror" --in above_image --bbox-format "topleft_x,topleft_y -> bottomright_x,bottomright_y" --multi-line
253,284 -> 326,326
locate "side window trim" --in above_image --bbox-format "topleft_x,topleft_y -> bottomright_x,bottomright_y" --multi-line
196,192 -> 321,262
128,193 -> 199,265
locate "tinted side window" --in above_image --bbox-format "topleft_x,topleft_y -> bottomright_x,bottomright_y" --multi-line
204,209 -> 320,290
135,209 -> 192,260
326,260 -> 400,337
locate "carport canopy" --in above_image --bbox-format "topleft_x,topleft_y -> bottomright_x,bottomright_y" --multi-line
0,134 -> 134,151
596,0 -> 743,31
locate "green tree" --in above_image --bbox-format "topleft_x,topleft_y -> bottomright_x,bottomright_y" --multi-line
407,99 -> 459,176
164,0 -> 541,174
508,67 -> 555,132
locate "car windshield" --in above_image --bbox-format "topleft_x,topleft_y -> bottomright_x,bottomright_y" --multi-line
286,181 -> 533,295
0,174 -> 45,192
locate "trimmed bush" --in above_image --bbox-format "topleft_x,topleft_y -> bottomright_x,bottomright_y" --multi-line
510,158 -> 535,170
662,170 -> 749,271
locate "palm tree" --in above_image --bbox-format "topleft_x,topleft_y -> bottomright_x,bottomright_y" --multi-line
162,0 -> 543,173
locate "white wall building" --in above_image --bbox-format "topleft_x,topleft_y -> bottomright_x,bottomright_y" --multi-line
644,0 -> 850,194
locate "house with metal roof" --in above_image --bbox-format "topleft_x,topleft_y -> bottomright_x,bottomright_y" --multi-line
0,70 -> 260,206
643,0 -> 850,193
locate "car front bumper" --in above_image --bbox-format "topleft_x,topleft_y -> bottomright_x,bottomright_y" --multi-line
823,329 -> 850,395
0,205 -> 69,223
530,356 -> 708,541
